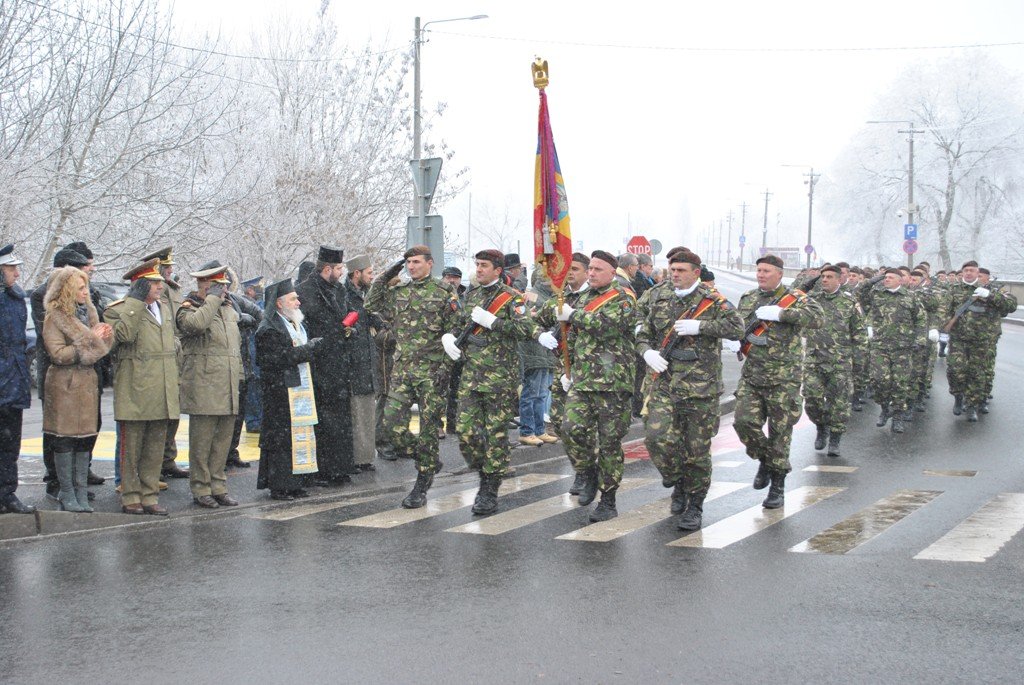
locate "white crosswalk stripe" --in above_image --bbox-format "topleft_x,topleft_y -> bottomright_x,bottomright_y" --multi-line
914,493 -> 1024,562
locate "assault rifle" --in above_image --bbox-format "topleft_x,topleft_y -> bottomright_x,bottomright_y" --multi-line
942,294 -> 982,333
454,289 -> 504,349
736,275 -> 820,361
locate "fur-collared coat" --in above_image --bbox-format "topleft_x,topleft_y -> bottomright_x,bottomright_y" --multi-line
42,274 -> 111,437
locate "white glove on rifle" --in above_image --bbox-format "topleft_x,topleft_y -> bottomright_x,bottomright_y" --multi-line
866,326 -> 874,339
441,333 -> 461,361
471,306 -> 497,330
560,374 -> 571,392
537,331 -> 558,350
674,319 -> 701,336
642,349 -> 668,373
973,287 -> 990,299
724,339 -> 741,353
755,305 -> 782,322
928,329 -> 940,343
556,303 -> 575,322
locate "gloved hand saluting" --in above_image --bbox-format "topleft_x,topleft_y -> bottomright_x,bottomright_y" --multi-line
207,282 -> 227,299
383,258 -> 406,282
441,333 -> 461,361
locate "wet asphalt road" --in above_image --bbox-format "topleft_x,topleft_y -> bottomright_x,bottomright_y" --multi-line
2,278 -> 1023,682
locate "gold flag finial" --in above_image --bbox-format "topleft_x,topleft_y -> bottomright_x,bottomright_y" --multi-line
532,58 -> 549,89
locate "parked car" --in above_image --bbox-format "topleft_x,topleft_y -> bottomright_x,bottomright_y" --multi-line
92,281 -> 129,309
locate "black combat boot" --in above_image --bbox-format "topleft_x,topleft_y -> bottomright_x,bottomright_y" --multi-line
753,460 -> 770,490
569,472 -> 586,496
851,392 -> 863,412
401,472 -> 434,509
471,473 -> 501,515
891,414 -> 905,434
914,393 -> 926,413
677,494 -> 704,531
589,489 -> 617,522
901,408 -> 914,423
762,471 -> 786,509
979,400 -> 990,414
670,482 -> 688,515
953,395 -> 964,416
814,425 -> 828,451
876,405 -> 890,427
827,432 -> 842,457
577,468 -> 599,506
966,406 -> 979,423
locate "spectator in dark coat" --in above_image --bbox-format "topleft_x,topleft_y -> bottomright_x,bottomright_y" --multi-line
0,244 -> 35,514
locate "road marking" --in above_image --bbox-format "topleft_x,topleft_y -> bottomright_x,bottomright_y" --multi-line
446,478 -> 656,536
804,465 -> 859,473
556,481 -> 746,543
914,493 -> 1024,563
714,460 -> 744,468
790,489 -> 942,555
338,474 -> 566,529
922,469 -> 977,478
248,494 -> 390,521
667,486 -> 844,549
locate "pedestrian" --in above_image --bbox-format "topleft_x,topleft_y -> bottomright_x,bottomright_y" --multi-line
295,246 -> 356,484
41,266 -> 113,512
632,253 -> 655,297
734,255 -> 822,509
555,250 -> 637,522
255,279 -> 323,500
637,250 -> 743,530
104,259 -> 179,516
615,252 -> 639,291
0,244 -> 36,515
241,276 -> 265,434
176,262 -> 243,508
224,270 -> 262,470
518,264 -> 558,447
503,253 -> 527,292
441,249 -> 537,514
366,245 -> 460,508
344,254 -> 382,472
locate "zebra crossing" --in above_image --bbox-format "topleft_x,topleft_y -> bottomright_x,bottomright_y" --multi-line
248,467 -> 1024,563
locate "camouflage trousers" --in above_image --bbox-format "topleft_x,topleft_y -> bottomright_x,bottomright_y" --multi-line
802,361 -> 852,434
947,336 -> 994,408
381,371 -> 444,476
644,392 -> 718,498
911,342 -> 936,397
456,388 -> 513,477
562,390 -> 632,493
869,346 -> 915,413
852,345 -> 870,394
982,335 -> 999,397
734,379 -> 802,473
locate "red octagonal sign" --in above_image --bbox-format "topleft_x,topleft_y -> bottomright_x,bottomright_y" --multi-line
626,235 -> 652,255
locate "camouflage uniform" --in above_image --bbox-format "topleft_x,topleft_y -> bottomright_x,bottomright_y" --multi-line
734,285 -> 823,473
859,284 -> 926,417
452,282 -> 536,476
536,283 -> 588,452
560,283 -> 636,493
945,280 -> 1017,411
636,284 -> 742,498
847,281 -> 872,408
912,282 -> 944,404
365,274 -> 459,475
802,287 -> 864,435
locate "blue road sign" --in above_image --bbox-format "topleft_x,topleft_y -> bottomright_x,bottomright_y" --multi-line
904,223 -> 918,240
739,235 -> 746,247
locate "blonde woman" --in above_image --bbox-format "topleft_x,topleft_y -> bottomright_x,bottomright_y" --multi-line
42,267 -> 112,512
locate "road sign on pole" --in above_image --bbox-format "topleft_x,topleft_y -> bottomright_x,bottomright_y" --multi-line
903,239 -> 918,255
804,244 -> 814,255
739,235 -> 746,247
904,223 -> 918,240
649,239 -> 663,256
409,157 -> 443,214
626,235 -> 652,255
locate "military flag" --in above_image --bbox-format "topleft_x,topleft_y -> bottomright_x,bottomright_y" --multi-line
532,59 -> 573,292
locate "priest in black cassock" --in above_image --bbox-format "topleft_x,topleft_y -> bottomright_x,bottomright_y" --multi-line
255,279 -> 323,500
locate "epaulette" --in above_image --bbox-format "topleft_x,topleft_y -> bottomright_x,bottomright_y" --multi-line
107,298 -> 125,307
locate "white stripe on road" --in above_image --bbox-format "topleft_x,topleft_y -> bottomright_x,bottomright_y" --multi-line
714,460 -> 744,468
914,493 -> 1024,563
803,465 -> 858,473
922,469 -> 977,478
248,494 -> 390,521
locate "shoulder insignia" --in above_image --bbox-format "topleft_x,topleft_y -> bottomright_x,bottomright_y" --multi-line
107,298 -> 125,307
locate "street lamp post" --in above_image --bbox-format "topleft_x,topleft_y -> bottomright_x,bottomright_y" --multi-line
783,165 -> 820,269
866,120 -> 924,268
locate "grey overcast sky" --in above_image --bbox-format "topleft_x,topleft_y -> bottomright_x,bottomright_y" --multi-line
172,0 -> 1024,266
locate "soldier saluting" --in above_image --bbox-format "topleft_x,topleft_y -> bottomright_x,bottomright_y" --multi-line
636,250 -> 742,530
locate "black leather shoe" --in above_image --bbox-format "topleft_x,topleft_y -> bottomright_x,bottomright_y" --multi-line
194,495 -> 220,508
0,494 -> 36,514
226,456 -> 251,469
358,463 -> 376,472
161,466 -> 190,479
87,470 -> 106,485
212,494 -> 239,507
142,504 -> 169,516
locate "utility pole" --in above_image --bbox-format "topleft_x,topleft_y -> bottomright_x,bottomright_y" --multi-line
738,201 -> 748,270
898,125 -> 921,269
726,210 -> 733,270
783,165 -> 820,268
761,188 -> 772,253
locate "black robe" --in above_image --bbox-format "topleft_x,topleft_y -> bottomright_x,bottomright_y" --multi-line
255,313 -> 316,493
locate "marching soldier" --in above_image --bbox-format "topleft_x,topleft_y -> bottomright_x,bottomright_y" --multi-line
366,246 -> 460,508
909,268 -> 943,412
734,255 -> 822,509
637,250 -> 742,530
554,250 -> 636,522
439,266 -> 466,435
976,268 -> 1007,409
441,250 -> 537,515
802,265 -> 864,457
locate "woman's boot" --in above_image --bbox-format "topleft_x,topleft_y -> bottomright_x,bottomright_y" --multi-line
73,452 -> 94,513
55,452 -> 86,512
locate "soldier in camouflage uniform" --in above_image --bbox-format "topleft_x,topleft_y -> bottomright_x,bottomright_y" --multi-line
909,268 -> 944,411
802,265 -> 864,458
735,255 -> 822,509
845,267 -> 870,411
556,250 -> 637,522
858,268 -> 928,433
944,261 -> 1017,422
365,245 -> 460,508
976,268 -> 1006,408
441,250 -> 537,515
637,250 -> 742,530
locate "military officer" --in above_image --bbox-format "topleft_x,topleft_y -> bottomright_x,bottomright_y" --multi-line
636,250 -> 742,530
734,254 -> 823,509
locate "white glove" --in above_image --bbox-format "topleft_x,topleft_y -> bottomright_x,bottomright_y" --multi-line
556,303 -> 575,321
560,374 -> 571,392
642,349 -> 669,373
973,287 -> 990,299
939,332 -> 949,343
866,326 -> 874,339
674,319 -> 701,336
537,331 -> 558,350
928,329 -> 939,343
755,305 -> 782,322
471,306 -> 497,330
724,339 -> 741,353
441,333 -> 461,361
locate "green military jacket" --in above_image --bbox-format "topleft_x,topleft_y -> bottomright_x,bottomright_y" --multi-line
945,280 -> 1017,341
805,287 -> 865,365
561,282 -> 636,392
861,286 -> 926,350
737,284 -> 823,386
635,283 -> 743,399
535,283 -> 590,368
913,284 -> 944,331
453,281 -> 536,394
176,292 -> 242,415
104,296 -> 180,421
365,274 -> 459,379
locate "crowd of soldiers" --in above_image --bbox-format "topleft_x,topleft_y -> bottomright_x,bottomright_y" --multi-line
0,239 -> 1016,531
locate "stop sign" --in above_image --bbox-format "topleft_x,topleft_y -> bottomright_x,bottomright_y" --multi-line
626,235 -> 652,255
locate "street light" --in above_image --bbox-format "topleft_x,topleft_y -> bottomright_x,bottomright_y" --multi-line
867,119 -> 925,268
782,164 -> 820,269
